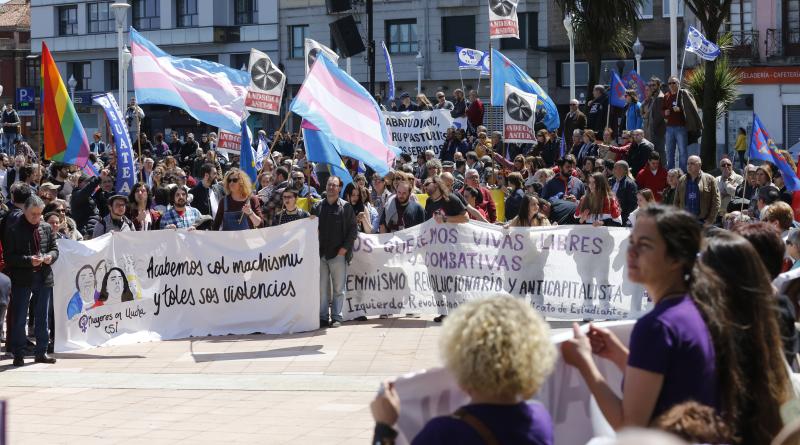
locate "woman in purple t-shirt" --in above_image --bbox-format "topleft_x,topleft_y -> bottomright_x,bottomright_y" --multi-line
370,296 -> 557,445
561,205 -> 717,429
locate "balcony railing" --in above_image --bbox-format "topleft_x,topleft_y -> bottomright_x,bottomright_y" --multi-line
725,30 -> 760,61
765,28 -> 800,58
0,38 -> 30,51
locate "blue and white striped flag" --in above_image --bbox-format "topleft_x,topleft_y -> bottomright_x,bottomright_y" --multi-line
685,26 -> 721,61
381,41 -> 395,100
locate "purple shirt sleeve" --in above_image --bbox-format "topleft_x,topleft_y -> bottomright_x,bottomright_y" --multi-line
627,316 -> 672,374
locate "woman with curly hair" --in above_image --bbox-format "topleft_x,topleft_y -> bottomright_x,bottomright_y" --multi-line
370,295 -> 556,444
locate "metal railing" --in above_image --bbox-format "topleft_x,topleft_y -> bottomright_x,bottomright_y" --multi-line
766,28 -> 783,57
725,30 -> 760,60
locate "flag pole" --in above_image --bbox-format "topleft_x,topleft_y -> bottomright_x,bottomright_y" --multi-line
476,72 -> 482,97
136,112 -> 143,183
458,69 -> 465,93
270,111 -> 293,155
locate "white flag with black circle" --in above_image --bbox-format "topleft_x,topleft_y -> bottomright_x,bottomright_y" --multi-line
503,83 -> 536,144
304,38 -> 339,75
489,0 -> 519,39
245,49 -> 286,115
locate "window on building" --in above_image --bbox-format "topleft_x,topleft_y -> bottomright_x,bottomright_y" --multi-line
230,53 -> 251,70
195,55 -> 219,62
25,57 -> 40,91
441,16 -> 475,52
289,25 -> 308,59
728,0 -> 753,33
385,19 -> 418,54
176,0 -> 198,28
499,12 -> 538,50
235,0 -> 258,25
662,0 -> 685,17
132,0 -> 160,30
88,2 -> 115,33
58,5 -> 78,36
638,0 -> 654,19
105,60 -> 119,91
67,62 -> 92,91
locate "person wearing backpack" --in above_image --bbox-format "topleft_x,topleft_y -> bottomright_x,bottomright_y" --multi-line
91,194 -> 134,239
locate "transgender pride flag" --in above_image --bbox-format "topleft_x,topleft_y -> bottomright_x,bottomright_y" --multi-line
130,28 -> 249,133
290,54 -> 399,176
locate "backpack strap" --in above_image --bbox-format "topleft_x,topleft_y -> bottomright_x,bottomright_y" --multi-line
451,408 -> 500,445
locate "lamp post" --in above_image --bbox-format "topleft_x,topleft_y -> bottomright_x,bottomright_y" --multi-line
415,50 -> 424,94
669,0 -> 677,76
633,37 -> 644,74
563,14 -> 576,102
122,46 -> 132,107
110,2 -> 131,107
67,75 -> 77,101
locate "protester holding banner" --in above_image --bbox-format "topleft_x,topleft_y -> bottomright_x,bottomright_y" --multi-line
5,196 -> 59,366
433,92 -> 453,111
212,169 -> 262,231
561,205 -> 716,429
314,176 -> 357,328
159,187 -> 201,229
271,188 -> 310,226
91,194 -> 135,238
127,183 -> 161,231
370,296 -> 556,444
505,194 -> 550,227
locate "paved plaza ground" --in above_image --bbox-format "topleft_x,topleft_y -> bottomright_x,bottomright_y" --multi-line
0,316 -> 571,444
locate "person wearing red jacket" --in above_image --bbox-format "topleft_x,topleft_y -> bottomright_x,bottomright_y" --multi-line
466,90 -> 484,131
636,152 -> 668,202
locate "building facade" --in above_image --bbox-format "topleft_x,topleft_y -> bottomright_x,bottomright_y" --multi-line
0,0 -> 35,144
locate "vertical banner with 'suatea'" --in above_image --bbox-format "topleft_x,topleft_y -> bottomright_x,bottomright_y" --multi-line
344,220 -> 647,320
53,219 -> 320,352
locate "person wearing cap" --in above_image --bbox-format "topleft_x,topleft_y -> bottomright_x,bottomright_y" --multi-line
390,92 -> 419,112
92,193 -> 134,239
38,183 -> 59,206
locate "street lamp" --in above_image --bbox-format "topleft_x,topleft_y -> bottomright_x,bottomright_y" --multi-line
122,46 -> 132,107
110,2 -> 131,107
415,50 -> 424,94
67,75 -> 77,101
563,14 -> 576,102
633,37 -> 644,74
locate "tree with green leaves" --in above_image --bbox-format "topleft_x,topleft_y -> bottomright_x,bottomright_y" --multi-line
681,0 -> 734,167
555,0 -> 643,99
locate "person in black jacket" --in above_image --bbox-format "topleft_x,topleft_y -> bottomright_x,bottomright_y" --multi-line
70,173 -> 101,235
450,89 -> 467,119
189,163 -> 223,217
5,195 -> 59,366
586,85 -> 609,135
608,160 -> 638,226
626,130 -> 655,178
313,176 -> 357,328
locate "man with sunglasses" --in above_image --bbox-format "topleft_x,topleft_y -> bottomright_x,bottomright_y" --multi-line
433,91 -> 453,111
291,171 -> 319,199
715,157 -> 743,218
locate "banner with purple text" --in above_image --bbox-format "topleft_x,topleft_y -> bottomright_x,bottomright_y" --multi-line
345,221 -> 647,320
52,219 -> 320,352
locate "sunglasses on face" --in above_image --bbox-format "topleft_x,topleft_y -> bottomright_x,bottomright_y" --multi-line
228,177 -> 239,183
668,81 -> 678,85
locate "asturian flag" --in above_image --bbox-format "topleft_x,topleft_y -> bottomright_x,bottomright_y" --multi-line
685,26 -> 721,61
491,49 -> 558,131
749,113 -> 800,191
290,54 -> 400,176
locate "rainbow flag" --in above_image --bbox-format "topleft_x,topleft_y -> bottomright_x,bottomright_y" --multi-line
41,42 -> 93,174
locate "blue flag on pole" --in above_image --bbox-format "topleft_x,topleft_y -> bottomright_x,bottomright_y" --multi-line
302,124 -> 353,196
559,129 -> 566,159
239,120 -> 257,183
381,41 -> 395,101
491,49 -> 559,131
92,93 -> 135,194
622,70 -> 647,102
749,113 -> 800,192
609,71 -> 627,108
685,26 -> 721,61
456,47 -> 485,71
479,52 -> 490,76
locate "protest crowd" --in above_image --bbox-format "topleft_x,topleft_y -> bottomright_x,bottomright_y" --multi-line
2,60 -> 800,443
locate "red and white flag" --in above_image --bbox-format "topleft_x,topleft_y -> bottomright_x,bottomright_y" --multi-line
244,49 -> 286,116
489,0 -> 519,39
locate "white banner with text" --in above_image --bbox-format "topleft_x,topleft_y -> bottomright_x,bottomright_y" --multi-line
383,110 -> 467,158
345,221 -> 647,320
53,219 -> 320,352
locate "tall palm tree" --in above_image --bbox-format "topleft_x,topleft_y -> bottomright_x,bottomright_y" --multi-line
555,0 -> 643,98
682,0 -> 734,167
